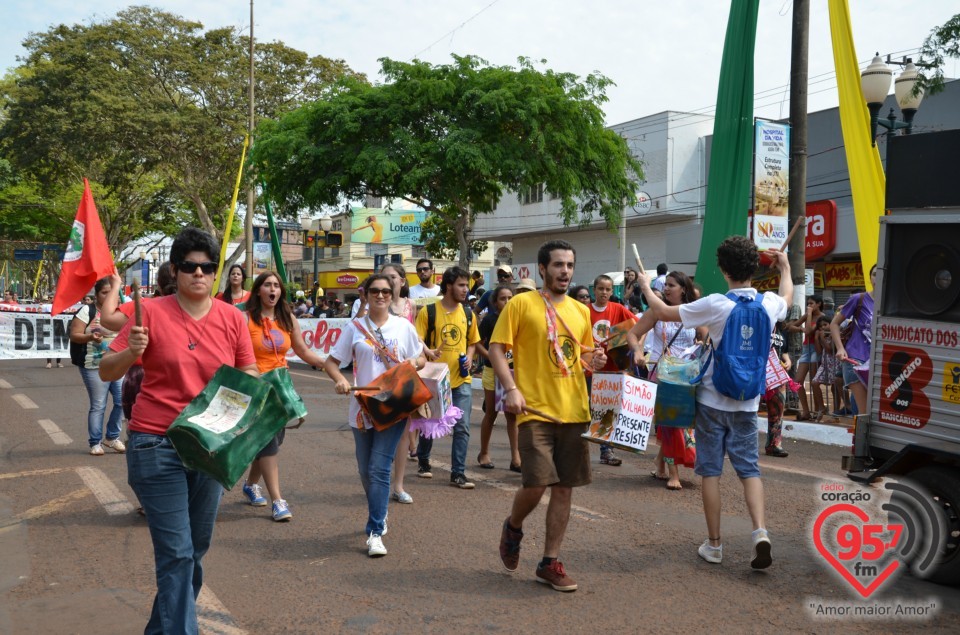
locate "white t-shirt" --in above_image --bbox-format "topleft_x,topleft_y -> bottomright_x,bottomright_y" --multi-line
350,298 -> 362,318
647,321 -> 697,364
329,315 -> 423,429
679,288 -> 787,412
408,284 -> 441,300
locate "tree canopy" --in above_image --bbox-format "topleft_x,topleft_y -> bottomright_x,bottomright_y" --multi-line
0,5 -> 362,249
251,55 -> 642,266
917,13 -> 960,95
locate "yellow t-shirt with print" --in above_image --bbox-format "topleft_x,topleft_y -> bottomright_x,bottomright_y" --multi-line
490,291 -> 593,425
416,301 -> 480,389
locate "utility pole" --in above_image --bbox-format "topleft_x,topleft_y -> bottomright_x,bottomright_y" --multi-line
787,0 -> 809,318
244,0 -> 256,277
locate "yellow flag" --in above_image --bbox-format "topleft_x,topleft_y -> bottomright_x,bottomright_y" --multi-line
828,0 -> 885,289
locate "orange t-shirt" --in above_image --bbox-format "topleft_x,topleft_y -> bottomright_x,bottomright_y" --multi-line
248,316 -> 292,374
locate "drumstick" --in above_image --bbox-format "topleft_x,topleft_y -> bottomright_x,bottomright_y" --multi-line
523,406 -> 563,424
349,385 -> 383,392
631,244 -> 646,276
777,216 -> 806,252
131,280 -> 142,327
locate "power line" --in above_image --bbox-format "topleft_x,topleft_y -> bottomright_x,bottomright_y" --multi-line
408,0 -> 504,61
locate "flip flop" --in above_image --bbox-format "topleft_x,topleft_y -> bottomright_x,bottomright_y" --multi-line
650,471 -> 669,481
666,483 -> 683,491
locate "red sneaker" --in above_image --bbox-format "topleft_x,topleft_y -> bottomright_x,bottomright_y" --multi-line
535,560 -> 578,592
499,518 -> 523,572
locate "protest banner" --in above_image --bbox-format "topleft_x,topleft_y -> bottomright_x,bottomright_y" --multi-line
583,372 -> 657,453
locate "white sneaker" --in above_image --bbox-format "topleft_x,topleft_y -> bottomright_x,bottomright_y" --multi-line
391,490 -> 413,504
104,438 -> 126,453
89,444 -> 104,456
698,539 -> 722,564
367,533 -> 387,557
751,529 -> 772,569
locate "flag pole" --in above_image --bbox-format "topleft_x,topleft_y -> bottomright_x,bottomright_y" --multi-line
32,260 -> 44,300
213,134 -> 250,296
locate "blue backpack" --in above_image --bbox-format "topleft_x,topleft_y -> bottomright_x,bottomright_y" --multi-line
696,292 -> 771,400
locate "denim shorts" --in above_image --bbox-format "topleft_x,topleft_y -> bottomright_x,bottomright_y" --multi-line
694,402 -> 761,479
798,342 -> 819,365
841,361 -> 867,388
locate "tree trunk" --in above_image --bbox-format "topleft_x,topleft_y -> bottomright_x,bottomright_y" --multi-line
456,208 -> 472,270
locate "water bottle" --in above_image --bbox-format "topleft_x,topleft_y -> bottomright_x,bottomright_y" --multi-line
458,353 -> 470,378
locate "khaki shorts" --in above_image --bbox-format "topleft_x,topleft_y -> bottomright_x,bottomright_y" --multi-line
518,421 -> 591,488
482,366 -> 496,391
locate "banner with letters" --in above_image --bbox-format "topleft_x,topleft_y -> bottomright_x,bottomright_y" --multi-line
1,307 -> 350,364
350,208 -> 426,245
752,120 -> 790,251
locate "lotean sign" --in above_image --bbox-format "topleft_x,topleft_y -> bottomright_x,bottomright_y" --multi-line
806,199 -> 837,261
336,274 -> 359,286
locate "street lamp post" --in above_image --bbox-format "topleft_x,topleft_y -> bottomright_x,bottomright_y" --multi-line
861,54 -> 924,146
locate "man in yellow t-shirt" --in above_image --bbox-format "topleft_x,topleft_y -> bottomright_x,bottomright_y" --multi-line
489,240 -> 606,593
414,267 -> 480,488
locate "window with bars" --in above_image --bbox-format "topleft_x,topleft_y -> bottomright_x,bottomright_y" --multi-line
521,184 -> 544,205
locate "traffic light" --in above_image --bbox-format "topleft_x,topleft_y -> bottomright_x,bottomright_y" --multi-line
325,232 -> 343,247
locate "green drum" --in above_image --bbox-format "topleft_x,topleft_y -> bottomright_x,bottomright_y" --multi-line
167,365 -> 290,489
260,367 -> 308,422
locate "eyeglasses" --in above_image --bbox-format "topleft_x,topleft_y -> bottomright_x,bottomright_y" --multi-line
416,267 -> 432,273
179,261 -> 217,275
576,295 -> 590,300
367,288 -> 393,297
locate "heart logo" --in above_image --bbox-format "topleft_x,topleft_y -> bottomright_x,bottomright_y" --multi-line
813,503 -> 902,598
740,325 -> 754,340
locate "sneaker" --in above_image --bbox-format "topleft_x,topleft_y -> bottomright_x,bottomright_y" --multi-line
89,444 -> 104,456
242,483 -> 268,507
535,560 -> 578,592
272,499 -> 292,522
417,463 -> 433,479
698,540 -> 723,564
45,362 -> 52,369
765,447 -> 789,458
450,473 -> 475,489
407,451 -> 418,462
600,454 -> 622,466
367,533 -> 387,557
751,529 -> 772,569
104,438 -> 126,453
57,363 -> 64,368
391,490 -> 413,504
499,517 -> 523,572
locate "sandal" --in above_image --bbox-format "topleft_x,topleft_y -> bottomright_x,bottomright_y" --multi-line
650,471 -> 669,481
795,413 -> 812,421
666,483 -> 683,491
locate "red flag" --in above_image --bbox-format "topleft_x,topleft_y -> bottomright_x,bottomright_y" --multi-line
51,179 -> 115,315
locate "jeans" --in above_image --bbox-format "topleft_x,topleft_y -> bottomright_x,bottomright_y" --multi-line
127,432 -> 223,635
353,422 -> 407,535
79,366 -> 124,446
417,382 -> 472,475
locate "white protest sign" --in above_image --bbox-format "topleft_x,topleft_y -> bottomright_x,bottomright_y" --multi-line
585,373 -> 657,452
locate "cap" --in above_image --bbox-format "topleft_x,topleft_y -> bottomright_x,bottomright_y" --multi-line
497,265 -> 513,275
468,295 -> 477,301
516,278 -> 537,292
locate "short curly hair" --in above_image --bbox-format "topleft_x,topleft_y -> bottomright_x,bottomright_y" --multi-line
170,227 -> 220,269
716,235 -> 760,283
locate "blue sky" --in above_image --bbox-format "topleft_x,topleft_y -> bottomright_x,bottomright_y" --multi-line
2,1 -> 958,125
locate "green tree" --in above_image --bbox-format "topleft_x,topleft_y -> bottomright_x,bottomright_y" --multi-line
0,6 -> 362,248
251,55 -> 642,268
917,13 -> 960,95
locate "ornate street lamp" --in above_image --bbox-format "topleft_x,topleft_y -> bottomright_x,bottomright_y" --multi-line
301,215 -> 334,286
861,53 -> 924,146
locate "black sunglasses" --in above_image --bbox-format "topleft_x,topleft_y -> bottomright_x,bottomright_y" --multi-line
179,261 -> 217,275
416,267 -> 432,272
367,288 -> 393,297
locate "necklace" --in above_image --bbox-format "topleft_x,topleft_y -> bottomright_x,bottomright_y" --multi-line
176,297 -> 213,351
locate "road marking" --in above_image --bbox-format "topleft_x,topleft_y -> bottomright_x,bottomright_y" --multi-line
75,466 -> 135,516
11,394 -> 38,409
0,467 -> 70,480
37,419 -> 72,445
17,489 -> 91,521
0,378 -> 13,389
197,586 -> 248,635
759,459 -> 846,482
432,460 -> 608,521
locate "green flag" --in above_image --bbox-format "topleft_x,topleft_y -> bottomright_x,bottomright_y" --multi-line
695,0 -> 759,294
261,181 -> 287,285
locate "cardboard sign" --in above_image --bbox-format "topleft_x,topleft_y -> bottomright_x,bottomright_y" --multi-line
416,362 -> 452,419
765,348 -> 791,391
584,373 -> 657,452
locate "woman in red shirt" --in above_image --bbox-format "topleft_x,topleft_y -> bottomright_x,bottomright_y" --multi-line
100,228 -> 257,635
240,271 -> 325,521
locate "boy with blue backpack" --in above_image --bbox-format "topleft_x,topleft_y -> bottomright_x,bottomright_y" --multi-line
639,236 -> 792,570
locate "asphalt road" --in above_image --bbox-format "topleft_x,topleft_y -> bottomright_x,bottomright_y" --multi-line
0,359 -> 957,634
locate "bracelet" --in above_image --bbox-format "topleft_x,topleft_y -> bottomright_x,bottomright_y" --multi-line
505,386 -> 518,393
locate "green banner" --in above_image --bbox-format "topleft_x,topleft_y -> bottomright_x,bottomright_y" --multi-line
695,0 -> 760,294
